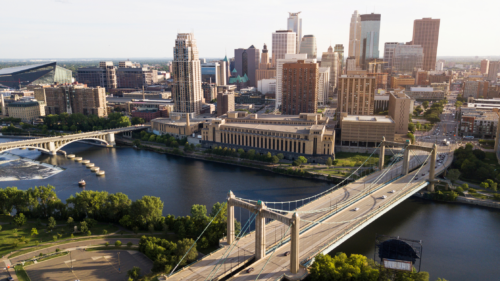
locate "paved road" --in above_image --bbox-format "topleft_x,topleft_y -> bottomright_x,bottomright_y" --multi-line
170,147 -> 447,280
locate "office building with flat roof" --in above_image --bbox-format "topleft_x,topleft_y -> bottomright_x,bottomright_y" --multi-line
201,111 -> 335,163
338,71 -> 376,116
360,13 -> 381,69
321,46 -> 340,88
6,100 -> 45,123
348,10 -> 362,68
299,35 -> 317,59
481,59 -> 490,75
272,30 -> 297,67
318,67 -> 330,106
392,45 -> 424,73
275,54 -> 316,110
287,12 -> 302,53
412,18 -> 440,70
235,46 -> 260,87
487,61 -> 500,82
340,115 -> 395,146
388,90 -> 412,134
217,85 -> 236,116
334,44 -> 345,74
282,60 -> 318,115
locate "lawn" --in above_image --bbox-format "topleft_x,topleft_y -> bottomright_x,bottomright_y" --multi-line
0,215 -> 119,257
14,264 -> 30,281
334,152 -> 391,167
483,152 -> 500,167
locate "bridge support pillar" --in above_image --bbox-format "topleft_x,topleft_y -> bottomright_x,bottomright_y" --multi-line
378,137 -> 385,171
428,144 -> 437,192
48,142 -> 56,155
402,147 -> 411,175
106,133 -> 116,146
227,191 -> 235,245
290,212 -> 300,274
255,201 -> 267,260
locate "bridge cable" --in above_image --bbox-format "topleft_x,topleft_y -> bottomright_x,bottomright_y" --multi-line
254,223 -> 292,281
169,202 -> 227,277
205,212 -> 257,281
237,142 -> 387,206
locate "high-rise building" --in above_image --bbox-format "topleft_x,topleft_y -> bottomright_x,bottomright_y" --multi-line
338,71 -> 376,116
34,84 -> 107,117
276,54 -> 316,110
463,81 -> 489,98
234,46 -> 260,87
436,60 -> 445,71
217,85 -> 236,116
392,45 -> 424,73
272,30 -> 297,67
321,46 -> 339,88
299,35 -> 317,59
388,90 -> 412,134
202,82 -> 217,102
383,42 -> 404,72
481,59 -> 490,75
334,44 -> 345,74
348,10 -> 362,67
287,12 -> 302,54
412,18 -> 440,71
360,13 -> 381,69
487,61 -> 500,82
318,67 -> 330,106
346,57 -> 357,71
116,67 -> 156,89
172,33 -> 203,115
282,60 -> 318,115
201,62 -> 223,85
256,44 -> 276,82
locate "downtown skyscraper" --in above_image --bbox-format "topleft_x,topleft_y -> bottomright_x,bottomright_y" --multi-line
360,13 -> 381,69
287,12 -> 302,54
412,18 -> 440,71
348,10 -> 362,67
172,33 -> 203,115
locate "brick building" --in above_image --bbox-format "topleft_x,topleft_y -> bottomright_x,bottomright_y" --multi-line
281,60 -> 318,115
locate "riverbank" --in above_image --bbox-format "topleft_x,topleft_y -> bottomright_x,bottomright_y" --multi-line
413,191 -> 500,210
116,137 -> 348,183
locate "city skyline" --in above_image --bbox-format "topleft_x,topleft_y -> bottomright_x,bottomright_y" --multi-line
1,0 -> 498,59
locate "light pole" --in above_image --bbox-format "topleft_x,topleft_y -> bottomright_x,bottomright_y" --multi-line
118,252 -> 121,273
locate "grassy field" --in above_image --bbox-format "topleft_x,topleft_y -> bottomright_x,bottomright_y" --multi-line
14,264 -> 30,281
0,215 -> 119,257
333,152 -> 391,167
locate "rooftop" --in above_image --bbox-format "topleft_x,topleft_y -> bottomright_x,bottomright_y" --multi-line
0,62 -> 56,75
343,115 -> 394,123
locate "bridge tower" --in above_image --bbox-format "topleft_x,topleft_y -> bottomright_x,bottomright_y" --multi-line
255,200 -> 267,260
428,143 -> 437,192
227,191 -> 235,245
291,212 -> 300,274
378,136 -> 385,171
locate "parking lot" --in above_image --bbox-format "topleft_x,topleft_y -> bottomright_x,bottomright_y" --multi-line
25,249 -> 153,281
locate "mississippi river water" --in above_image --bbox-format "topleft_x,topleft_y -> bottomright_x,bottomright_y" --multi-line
1,138 -> 499,280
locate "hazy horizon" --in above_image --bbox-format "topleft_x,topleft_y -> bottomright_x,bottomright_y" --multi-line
1,0 -> 498,59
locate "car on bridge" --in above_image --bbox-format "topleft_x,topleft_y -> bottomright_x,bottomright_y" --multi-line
390,190 -> 396,193
381,195 -> 387,199
284,251 -> 290,256
353,207 -> 360,211
247,267 -> 254,273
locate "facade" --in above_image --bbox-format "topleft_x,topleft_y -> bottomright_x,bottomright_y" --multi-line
276,54 -> 316,110
202,82 -> 217,102
151,113 -> 201,139
391,76 -> 415,89
272,30 -> 297,67
360,13 -> 381,69
287,12 -> 303,54
340,115 -> 395,146
77,61 -> 117,90
429,73 -> 452,84
487,61 -> 500,82
405,87 -> 444,101
463,81 -> 489,98
201,112 -> 335,163
346,57 -> 357,71
334,44 -> 345,74
201,62 -> 222,85
321,46 -> 340,89
368,73 -> 388,90
338,71 -> 376,116
388,90 -> 412,134
459,109 -> 498,138
116,67 -> 156,89
34,85 -> 107,117
172,33 -> 203,115
257,78 -> 276,95
217,85 -> 236,116
436,61 -> 445,71
383,42 -> 404,72
348,10 -> 362,67
234,46 -> 260,87
255,44 -> 276,82
6,100 -> 45,123
0,62 -> 72,89
299,35 -> 317,59
392,45 -> 424,73
318,67 -> 330,106
374,94 -> 389,113
481,59 -> 490,75
415,70 -> 429,85
412,18 -> 440,71
282,60 -> 319,115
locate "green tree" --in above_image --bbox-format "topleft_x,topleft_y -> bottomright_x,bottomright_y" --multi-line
408,122 -> 416,133
447,169 -> 460,184
176,238 -> 198,264
31,228 -> 38,237
277,153 -> 284,161
271,155 -> 279,164
133,139 -> 141,147
479,182 -> 489,189
47,217 -> 56,230
127,266 -> 141,280
80,221 -> 88,233
115,240 -> 122,247
105,242 -> 109,247
309,253 -> 379,281
461,183 -> 469,190
67,217 -> 74,226
127,241 -> 133,248
297,156 -> 307,167
87,230 -> 91,236
407,132 -> 415,144
423,101 -> 429,110
14,213 -> 27,227
326,157 -> 333,167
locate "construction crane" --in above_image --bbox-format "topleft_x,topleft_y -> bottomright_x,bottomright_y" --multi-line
0,79 -> 30,89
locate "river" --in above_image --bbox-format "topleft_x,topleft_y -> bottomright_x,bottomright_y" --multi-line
1,138 -> 499,280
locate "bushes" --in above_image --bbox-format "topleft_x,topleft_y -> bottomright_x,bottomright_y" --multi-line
139,236 -> 198,272
453,145 -> 498,182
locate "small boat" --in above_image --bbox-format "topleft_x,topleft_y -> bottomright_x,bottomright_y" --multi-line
78,179 -> 86,187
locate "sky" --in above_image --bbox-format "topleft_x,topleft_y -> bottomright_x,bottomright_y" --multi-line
0,0 -> 498,59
